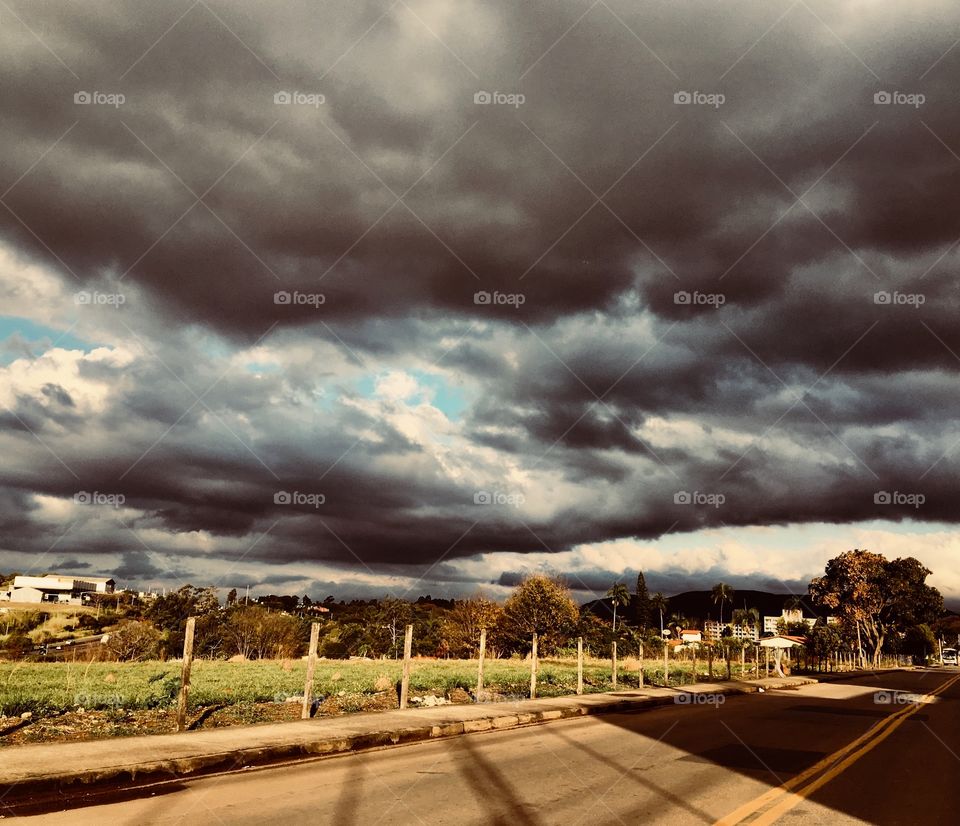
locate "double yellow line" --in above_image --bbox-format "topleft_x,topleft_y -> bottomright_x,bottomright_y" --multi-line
714,672 -> 960,825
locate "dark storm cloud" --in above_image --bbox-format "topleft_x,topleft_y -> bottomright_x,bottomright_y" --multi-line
2,1 -> 960,595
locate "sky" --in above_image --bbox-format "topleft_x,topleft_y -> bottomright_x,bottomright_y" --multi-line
1,0 -> 959,608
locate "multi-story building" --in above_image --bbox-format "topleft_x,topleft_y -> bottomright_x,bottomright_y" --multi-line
704,619 -> 760,642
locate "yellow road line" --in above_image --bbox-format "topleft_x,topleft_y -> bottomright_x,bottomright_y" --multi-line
714,672 -> 960,826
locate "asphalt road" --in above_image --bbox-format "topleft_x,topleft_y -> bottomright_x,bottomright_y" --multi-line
16,668 -> 960,825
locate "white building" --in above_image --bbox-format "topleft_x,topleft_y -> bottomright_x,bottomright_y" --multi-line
704,619 -> 759,642
763,608 -> 815,635
680,629 -> 702,644
2,574 -> 115,605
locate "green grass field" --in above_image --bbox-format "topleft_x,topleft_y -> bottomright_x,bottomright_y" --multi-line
0,656 -> 739,717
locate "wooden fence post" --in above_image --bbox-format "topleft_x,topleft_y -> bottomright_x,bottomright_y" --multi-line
692,647 -> 698,684
663,640 -> 669,687
399,624 -> 413,710
611,641 -> 618,690
529,632 -> 538,699
708,645 -> 714,680
301,622 -> 320,719
176,617 -> 196,732
577,637 -> 584,695
638,641 -> 644,688
476,628 -> 486,702
765,646 -> 770,677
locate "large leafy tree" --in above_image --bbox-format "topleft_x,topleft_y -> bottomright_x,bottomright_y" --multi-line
498,574 -> 579,655
809,549 -> 943,667
145,585 -> 222,656
442,595 -> 503,657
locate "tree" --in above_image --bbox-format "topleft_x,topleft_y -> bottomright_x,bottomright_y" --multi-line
498,575 -> 579,655
732,607 -> 760,641
902,624 -> 937,665
145,585 -> 221,657
634,571 -> 652,633
711,583 -> 734,627
223,606 -> 304,659
442,596 -> 503,658
784,595 -> 804,612
105,620 -> 162,661
226,588 -> 238,606
809,549 -> 943,668
375,597 -> 414,659
667,613 -> 689,640
651,592 -> 668,635
606,582 -> 630,633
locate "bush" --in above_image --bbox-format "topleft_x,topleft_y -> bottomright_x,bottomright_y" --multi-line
105,621 -> 162,661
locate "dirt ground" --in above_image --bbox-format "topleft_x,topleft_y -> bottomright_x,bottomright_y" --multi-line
0,689 -> 475,746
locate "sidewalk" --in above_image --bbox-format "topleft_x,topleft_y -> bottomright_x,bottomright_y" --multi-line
0,676 -> 819,806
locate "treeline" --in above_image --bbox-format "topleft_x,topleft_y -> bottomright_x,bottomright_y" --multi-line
3,549 -> 957,666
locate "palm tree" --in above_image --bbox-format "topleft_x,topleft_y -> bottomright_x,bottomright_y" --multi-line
711,583 -> 734,628
784,595 -> 804,612
667,614 -> 690,641
606,582 -> 630,632
651,592 -> 668,635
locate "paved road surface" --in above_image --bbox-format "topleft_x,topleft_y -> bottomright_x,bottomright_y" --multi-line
14,668 -> 960,825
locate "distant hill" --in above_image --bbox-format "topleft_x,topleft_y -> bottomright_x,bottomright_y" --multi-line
583,589 -> 824,626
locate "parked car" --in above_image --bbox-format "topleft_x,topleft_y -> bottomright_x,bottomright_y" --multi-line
942,648 -> 957,665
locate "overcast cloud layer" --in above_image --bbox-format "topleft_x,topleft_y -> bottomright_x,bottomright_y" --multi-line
1,0 -> 959,604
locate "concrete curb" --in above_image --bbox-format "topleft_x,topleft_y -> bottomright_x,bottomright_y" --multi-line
0,676 -> 818,808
